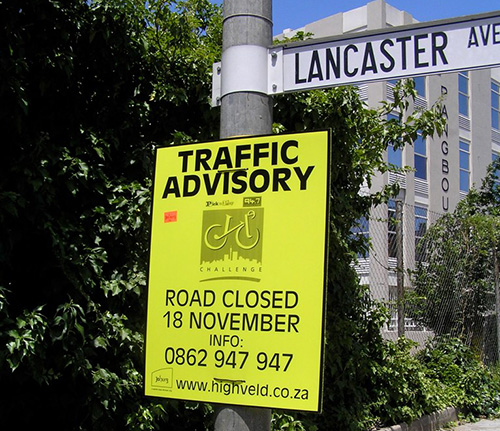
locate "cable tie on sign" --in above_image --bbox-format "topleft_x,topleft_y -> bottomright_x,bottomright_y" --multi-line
213,378 -> 246,384
217,168 -> 248,173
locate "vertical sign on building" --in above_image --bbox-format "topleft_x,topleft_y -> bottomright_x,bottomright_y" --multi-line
145,130 -> 330,412
440,85 -> 450,211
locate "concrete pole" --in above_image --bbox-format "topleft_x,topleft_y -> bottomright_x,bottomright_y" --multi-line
220,0 -> 273,138
215,0 -> 272,430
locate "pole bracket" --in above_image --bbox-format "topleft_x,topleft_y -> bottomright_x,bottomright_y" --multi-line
211,45 -> 284,107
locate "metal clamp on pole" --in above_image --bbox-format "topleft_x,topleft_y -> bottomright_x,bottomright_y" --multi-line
221,45 -> 268,97
212,46 -> 284,107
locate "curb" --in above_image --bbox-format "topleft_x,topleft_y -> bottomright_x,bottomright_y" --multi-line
378,407 -> 459,431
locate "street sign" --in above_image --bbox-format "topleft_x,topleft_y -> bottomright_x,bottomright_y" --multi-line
212,10 -> 500,104
145,130 -> 330,412
282,10 -> 500,93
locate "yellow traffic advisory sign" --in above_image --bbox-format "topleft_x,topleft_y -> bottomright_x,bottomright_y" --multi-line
145,130 -> 330,412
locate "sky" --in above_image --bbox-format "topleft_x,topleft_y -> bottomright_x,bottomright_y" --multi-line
271,0 -> 500,34
211,1 -> 500,36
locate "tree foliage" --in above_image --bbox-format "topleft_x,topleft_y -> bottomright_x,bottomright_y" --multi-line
0,0 -> 219,429
411,159 -> 500,355
418,336 -> 500,419
272,80 -> 445,430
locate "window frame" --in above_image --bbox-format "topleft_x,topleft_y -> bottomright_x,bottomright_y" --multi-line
387,113 -> 402,168
459,71 -> 469,117
459,140 -> 470,192
493,152 -> 500,190
414,130 -> 427,180
414,206 -> 427,262
492,80 -> 500,130
388,200 -> 398,259
350,216 -> 370,258
413,76 -> 426,98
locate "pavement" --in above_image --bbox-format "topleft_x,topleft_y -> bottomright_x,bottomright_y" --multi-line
451,419 -> 500,430
378,410 -> 500,431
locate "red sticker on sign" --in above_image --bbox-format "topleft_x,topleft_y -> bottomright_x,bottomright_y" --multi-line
164,211 -> 177,223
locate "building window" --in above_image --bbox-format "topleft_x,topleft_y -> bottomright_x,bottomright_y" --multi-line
414,76 -> 426,97
351,216 -> 370,258
415,206 -> 427,262
388,200 -> 398,258
459,72 -> 469,117
387,113 -> 402,167
492,81 -> 500,130
414,131 -> 426,180
459,140 -> 470,192
493,152 -> 500,190
388,144 -> 402,167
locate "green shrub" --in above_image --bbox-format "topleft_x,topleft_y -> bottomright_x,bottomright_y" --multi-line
418,337 -> 500,418
365,337 -> 448,428
305,335 -> 500,430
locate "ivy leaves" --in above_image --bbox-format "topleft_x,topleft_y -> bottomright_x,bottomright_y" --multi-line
0,1 -> 216,429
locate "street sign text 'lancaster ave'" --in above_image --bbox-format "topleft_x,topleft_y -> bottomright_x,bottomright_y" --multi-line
211,10 -> 500,103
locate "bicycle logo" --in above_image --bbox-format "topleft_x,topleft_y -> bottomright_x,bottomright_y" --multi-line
204,210 -> 261,251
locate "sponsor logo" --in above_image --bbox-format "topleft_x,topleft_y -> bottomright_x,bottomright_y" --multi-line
201,207 -> 263,265
152,368 -> 173,389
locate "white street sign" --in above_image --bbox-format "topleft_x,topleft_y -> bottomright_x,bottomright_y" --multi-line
212,10 -> 500,104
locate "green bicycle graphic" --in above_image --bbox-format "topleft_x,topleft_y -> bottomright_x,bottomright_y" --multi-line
204,210 -> 261,251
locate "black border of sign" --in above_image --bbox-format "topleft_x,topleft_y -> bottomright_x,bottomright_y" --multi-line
143,129 -> 332,413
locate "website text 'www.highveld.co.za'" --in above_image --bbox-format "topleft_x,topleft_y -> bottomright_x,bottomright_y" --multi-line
176,378 -> 310,401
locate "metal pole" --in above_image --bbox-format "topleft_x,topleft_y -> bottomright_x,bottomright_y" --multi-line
396,200 -> 405,337
215,0 -> 272,430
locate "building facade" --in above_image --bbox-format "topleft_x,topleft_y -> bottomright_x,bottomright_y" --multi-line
278,0 -> 500,341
